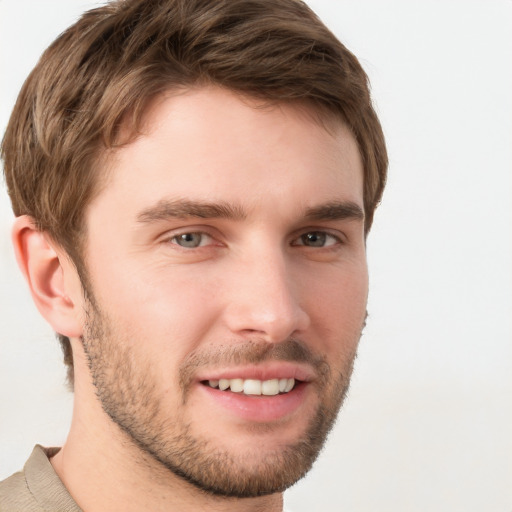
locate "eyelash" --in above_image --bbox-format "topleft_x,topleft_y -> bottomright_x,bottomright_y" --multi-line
291,231 -> 342,248
166,230 -> 343,249
168,232 -> 213,248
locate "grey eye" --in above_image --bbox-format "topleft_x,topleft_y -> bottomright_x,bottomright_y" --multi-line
173,233 -> 204,248
300,232 -> 327,247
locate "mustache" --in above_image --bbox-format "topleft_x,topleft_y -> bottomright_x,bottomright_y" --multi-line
179,338 -> 331,392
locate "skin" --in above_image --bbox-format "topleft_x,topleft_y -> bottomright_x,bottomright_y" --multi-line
13,87 -> 368,511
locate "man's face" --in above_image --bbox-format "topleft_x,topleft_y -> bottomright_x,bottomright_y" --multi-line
79,87 -> 368,496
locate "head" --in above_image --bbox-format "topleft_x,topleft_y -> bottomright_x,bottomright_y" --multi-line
2,0 -> 387,499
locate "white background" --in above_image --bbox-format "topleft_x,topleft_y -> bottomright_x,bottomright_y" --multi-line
1,1 -> 511,511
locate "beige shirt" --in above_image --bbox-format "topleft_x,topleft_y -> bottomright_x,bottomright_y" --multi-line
0,445 -> 82,512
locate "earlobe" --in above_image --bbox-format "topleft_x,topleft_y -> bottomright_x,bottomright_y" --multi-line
12,215 -> 84,338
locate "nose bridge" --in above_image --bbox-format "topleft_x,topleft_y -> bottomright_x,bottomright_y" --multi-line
225,242 -> 309,342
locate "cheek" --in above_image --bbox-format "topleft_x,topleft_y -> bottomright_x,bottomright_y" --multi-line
304,262 -> 368,352
87,260 -> 224,367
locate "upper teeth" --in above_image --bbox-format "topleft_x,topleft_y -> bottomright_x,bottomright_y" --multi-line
207,378 -> 295,396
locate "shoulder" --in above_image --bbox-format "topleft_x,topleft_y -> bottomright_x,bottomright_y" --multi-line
0,467 -> 41,511
0,445 -> 81,512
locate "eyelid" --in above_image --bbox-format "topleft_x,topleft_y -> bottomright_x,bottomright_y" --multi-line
170,232 -> 212,247
160,226 -> 223,247
290,228 -> 346,247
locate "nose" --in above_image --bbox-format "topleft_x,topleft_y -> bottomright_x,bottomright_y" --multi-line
222,247 -> 311,343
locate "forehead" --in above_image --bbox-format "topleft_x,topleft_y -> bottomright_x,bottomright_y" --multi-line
90,86 -> 363,224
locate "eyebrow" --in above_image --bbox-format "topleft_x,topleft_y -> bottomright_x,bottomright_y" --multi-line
137,199 -> 247,223
137,198 -> 364,224
303,201 -> 365,222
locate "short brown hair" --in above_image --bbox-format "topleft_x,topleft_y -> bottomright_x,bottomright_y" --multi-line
2,0 -> 387,385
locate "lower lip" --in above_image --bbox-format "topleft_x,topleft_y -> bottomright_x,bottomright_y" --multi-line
197,382 -> 310,423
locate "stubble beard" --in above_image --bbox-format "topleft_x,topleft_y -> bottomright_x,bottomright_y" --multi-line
81,299 -> 359,498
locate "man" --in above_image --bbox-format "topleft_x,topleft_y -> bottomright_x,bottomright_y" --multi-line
0,0 -> 387,510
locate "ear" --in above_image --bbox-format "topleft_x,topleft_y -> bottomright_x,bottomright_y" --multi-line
12,215 -> 84,338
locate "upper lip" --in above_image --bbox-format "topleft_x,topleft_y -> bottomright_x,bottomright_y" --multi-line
195,361 -> 316,383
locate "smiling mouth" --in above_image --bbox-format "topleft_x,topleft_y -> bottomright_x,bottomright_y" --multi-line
202,378 -> 297,396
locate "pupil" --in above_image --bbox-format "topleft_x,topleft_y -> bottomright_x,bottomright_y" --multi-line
303,232 -> 325,246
